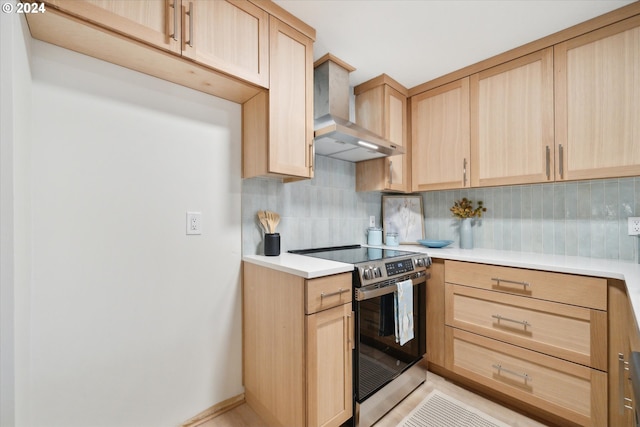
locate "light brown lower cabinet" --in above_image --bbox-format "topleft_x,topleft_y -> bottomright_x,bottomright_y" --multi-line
243,262 -> 352,427
439,260 -> 610,427
445,283 -> 607,371
445,327 -> 607,426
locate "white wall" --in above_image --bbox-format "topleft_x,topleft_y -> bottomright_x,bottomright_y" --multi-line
6,22 -> 243,426
1,8 -> 34,427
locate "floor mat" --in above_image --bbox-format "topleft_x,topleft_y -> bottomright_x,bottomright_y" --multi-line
399,389 -> 512,427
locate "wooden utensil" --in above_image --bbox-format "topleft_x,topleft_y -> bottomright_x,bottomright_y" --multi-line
257,210 -> 280,233
273,213 -> 280,232
265,211 -> 280,234
257,210 -> 269,233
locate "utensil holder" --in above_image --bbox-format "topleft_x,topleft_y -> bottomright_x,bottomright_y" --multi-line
264,233 -> 280,256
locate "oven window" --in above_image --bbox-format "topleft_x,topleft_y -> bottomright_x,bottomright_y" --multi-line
355,282 -> 425,401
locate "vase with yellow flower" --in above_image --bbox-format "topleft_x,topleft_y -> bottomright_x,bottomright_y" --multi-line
450,198 -> 486,249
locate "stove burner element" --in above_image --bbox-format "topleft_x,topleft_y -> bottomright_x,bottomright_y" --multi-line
289,244 -> 431,288
289,244 -> 418,264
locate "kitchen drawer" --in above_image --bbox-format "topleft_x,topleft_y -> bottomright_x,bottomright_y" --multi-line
306,273 -> 352,314
445,260 -> 607,310
446,327 -> 607,427
445,284 -> 607,370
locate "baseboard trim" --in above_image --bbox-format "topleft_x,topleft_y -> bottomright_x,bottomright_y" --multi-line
181,394 -> 245,427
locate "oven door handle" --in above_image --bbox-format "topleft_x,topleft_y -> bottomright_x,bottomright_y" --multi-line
355,273 -> 427,301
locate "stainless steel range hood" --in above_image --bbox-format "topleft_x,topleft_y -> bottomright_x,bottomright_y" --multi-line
314,55 -> 404,162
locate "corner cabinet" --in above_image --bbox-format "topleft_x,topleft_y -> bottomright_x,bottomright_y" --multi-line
470,48 -> 555,187
243,262 -> 353,427
354,75 -> 410,192
411,78 -> 470,191
554,15 -> 640,181
608,279 -> 637,427
242,17 -> 315,180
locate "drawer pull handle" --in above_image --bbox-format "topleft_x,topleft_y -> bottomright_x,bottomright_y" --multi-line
492,314 -> 531,328
492,363 -> 532,383
491,277 -> 530,289
321,288 -> 349,299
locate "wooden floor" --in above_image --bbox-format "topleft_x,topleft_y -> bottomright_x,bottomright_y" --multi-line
198,371 -> 549,427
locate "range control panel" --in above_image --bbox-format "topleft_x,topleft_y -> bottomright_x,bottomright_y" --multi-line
385,258 -> 415,277
357,254 -> 431,285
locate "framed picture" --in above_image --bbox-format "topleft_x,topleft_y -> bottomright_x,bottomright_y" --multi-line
382,195 -> 425,244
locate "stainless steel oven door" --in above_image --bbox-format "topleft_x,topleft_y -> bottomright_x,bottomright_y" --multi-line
354,273 -> 426,403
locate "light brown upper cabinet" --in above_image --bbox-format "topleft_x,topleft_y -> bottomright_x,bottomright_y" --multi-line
355,75 -> 410,192
554,15 -> 640,181
411,78 -> 471,192
46,0 -> 270,88
242,17 -> 315,179
470,48 -> 555,187
45,0 -> 182,54
181,0 -> 269,87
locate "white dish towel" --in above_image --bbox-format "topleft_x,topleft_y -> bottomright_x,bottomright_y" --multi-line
394,279 -> 414,346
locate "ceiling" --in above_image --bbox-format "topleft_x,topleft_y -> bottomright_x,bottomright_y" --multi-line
273,0 -> 636,90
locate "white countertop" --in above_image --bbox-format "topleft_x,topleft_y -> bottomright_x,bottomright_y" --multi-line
243,252 -> 355,278
243,246 -> 640,329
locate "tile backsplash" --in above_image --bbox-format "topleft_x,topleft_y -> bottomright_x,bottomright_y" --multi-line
424,179 -> 640,261
242,156 -> 382,255
242,156 -> 640,262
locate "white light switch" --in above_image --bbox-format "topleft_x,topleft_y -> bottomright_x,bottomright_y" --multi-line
186,211 -> 202,235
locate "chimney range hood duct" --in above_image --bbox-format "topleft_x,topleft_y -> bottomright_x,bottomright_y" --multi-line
313,54 -> 404,162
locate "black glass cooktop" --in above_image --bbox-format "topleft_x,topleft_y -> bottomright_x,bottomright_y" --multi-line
289,244 -> 417,265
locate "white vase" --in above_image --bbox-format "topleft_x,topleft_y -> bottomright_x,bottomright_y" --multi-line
460,218 -> 473,249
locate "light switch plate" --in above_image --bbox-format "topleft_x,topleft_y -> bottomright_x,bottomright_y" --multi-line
629,217 -> 640,236
369,216 -> 376,228
186,211 -> 202,235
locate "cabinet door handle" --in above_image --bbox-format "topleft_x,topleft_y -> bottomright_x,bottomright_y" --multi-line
185,2 -> 194,47
168,0 -> 178,41
320,288 -> 349,299
491,314 -> 531,328
558,144 -> 564,179
545,145 -> 550,180
347,311 -> 355,350
492,363 -> 532,383
389,159 -> 393,185
619,353 -> 633,413
463,158 -> 467,187
309,143 -> 314,173
491,277 -> 531,289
